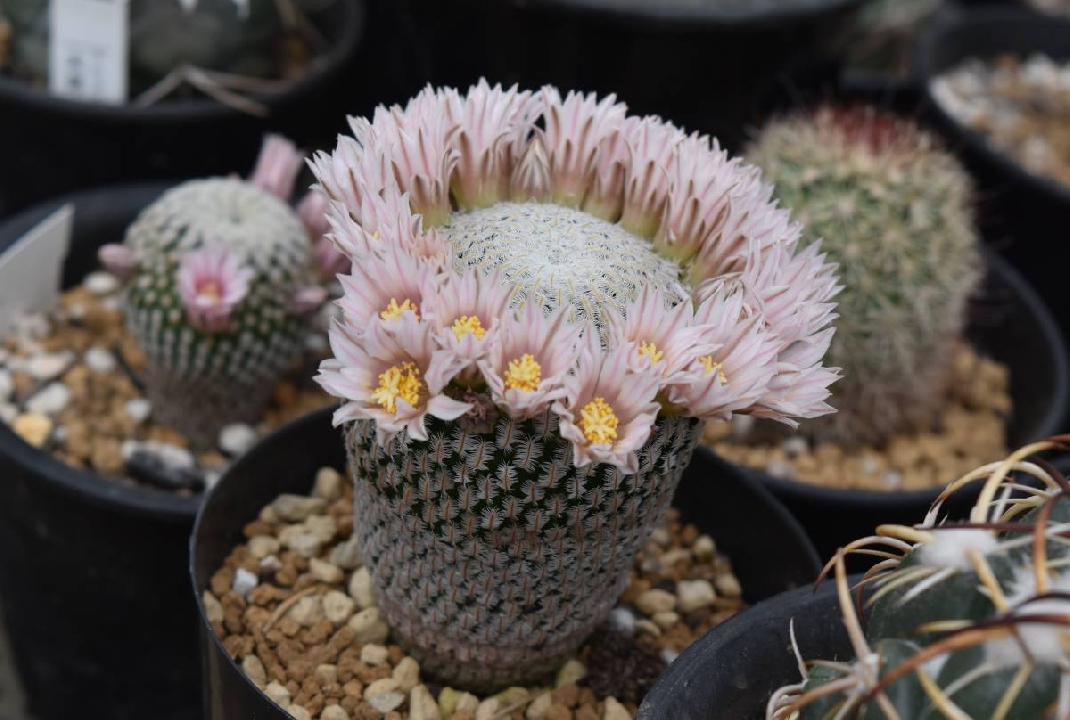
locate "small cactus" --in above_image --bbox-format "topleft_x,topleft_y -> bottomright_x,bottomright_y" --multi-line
99,135 -> 327,448
768,437 -> 1070,719
746,106 -> 982,447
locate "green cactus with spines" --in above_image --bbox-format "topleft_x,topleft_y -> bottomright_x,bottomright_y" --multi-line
768,439 -> 1070,720
746,105 -> 982,448
102,167 -> 324,449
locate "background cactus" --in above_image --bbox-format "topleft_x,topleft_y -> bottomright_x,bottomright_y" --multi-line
99,136 -> 326,448
768,438 -> 1070,719
0,0 -> 318,98
746,106 -> 982,447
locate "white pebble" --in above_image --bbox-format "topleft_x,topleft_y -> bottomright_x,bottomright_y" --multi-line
603,697 -> 632,720
264,681 -> 290,706
609,607 -> 636,637
882,471 -> 903,488
271,494 -> 327,522
309,558 -> 343,584
121,440 -> 194,469
367,693 -> 404,713
0,370 -> 13,400
392,656 -> 421,692
83,346 -> 116,373
635,589 -> 676,615
259,555 -> 282,574
26,383 -> 70,415
313,467 -> 343,501
692,535 -> 716,561
0,404 -> 15,424
677,580 -> 716,613
288,596 -> 325,627
329,536 -> 363,570
322,588 -> 356,625
242,655 -> 267,687
247,536 -> 280,559
321,706 -> 350,720
411,685 -> 441,720
365,678 -> 401,698
662,648 -> 680,665
348,567 -> 375,608
765,459 -> 794,479
84,271 -> 119,295
27,352 -> 71,380
14,314 -> 49,341
232,568 -> 258,598
124,398 -> 152,424
219,423 -> 257,457
361,644 -> 389,665
782,436 -> 808,458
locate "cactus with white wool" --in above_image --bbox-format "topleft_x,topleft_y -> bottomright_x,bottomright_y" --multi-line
768,437 -> 1070,719
310,80 -> 841,690
747,106 -> 982,447
99,136 -> 332,448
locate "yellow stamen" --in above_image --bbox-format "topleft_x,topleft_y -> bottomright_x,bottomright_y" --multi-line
700,356 -> 728,385
504,354 -> 542,392
198,282 -> 222,302
580,397 -> 619,445
371,361 -> 423,414
451,315 -> 486,340
380,298 -> 419,320
638,341 -> 664,365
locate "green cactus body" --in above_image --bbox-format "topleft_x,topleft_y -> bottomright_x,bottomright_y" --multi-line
929,646 -> 1060,719
798,640 -> 926,720
347,411 -> 701,690
747,107 -> 982,447
123,178 -> 315,447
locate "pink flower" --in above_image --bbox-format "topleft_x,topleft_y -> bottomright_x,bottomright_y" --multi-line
176,247 -> 253,333
541,88 -> 628,208
423,268 -> 516,370
317,314 -> 472,444
478,303 -> 583,419
509,137 -> 552,203
607,286 -> 710,387
296,190 -> 331,240
335,243 -> 434,329
249,134 -> 303,200
620,115 -> 684,238
553,335 -> 662,474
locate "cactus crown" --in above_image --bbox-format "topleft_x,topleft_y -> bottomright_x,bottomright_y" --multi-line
768,439 -> 1070,719
747,105 -> 982,447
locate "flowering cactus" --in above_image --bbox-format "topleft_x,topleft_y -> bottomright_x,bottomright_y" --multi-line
747,106 -> 981,447
768,438 -> 1070,719
98,135 -> 328,448
313,81 -> 841,690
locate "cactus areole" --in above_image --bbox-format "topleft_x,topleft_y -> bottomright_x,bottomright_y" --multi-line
311,81 -> 841,690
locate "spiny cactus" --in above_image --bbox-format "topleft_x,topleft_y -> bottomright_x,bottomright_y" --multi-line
98,136 -> 328,448
768,437 -> 1070,719
746,106 -> 982,447
310,80 -> 841,691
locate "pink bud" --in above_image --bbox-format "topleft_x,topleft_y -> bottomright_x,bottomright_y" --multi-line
297,191 -> 331,240
97,244 -> 139,281
293,286 -> 328,315
314,238 -> 351,280
249,134 -> 302,200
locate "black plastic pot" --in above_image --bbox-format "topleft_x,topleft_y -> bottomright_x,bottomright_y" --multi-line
0,183 -> 205,720
404,0 -> 866,152
191,408 -> 821,718
741,253 -> 1069,566
0,0 -> 364,219
637,578 -> 855,720
916,8 -> 1070,343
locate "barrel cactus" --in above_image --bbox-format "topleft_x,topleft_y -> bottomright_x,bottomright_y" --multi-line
98,135 -> 327,448
746,106 -> 982,447
768,438 -> 1070,719
310,80 -> 841,691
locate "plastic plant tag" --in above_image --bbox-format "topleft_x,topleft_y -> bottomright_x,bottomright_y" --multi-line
49,0 -> 130,103
0,205 -> 73,339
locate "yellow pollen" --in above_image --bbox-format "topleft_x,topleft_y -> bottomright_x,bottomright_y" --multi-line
700,356 -> 728,385
580,397 -> 619,445
504,354 -> 542,392
451,315 -> 486,340
198,282 -> 222,302
371,361 -> 423,414
638,341 -> 664,365
380,298 -> 419,320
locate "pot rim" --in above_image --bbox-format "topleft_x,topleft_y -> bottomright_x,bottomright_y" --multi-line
0,0 -> 363,123
459,0 -> 866,29
0,181 -> 206,522
915,7 -> 1070,206
754,252 -> 1069,508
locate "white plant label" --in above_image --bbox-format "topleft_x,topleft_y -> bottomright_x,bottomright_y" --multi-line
49,0 -> 130,103
0,205 -> 73,338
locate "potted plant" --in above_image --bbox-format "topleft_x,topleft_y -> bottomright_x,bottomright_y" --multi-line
0,136 -> 337,720
639,436 -> 1070,719
704,104 -> 1068,562
0,0 -> 364,216
189,79 -> 843,717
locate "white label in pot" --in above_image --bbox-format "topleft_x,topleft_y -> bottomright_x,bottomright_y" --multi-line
0,205 -> 73,338
49,0 -> 129,103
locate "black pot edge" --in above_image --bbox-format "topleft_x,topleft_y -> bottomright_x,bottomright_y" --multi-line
754,252 -> 1069,511
0,181 -> 201,521
0,0 -> 364,123
188,409 -> 824,717
914,6 -> 1070,207
462,0 -> 866,29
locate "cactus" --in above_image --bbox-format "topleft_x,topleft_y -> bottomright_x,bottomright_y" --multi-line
746,106 -> 982,447
1,0 -> 314,97
98,136 -> 327,448
768,437 -> 1070,719
309,81 -> 841,691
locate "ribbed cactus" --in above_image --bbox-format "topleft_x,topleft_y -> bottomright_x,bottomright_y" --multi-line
310,81 -> 841,691
768,438 -> 1070,719
99,136 -> 327,448
746,106 -> 982,447
1,0 -> 307,96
